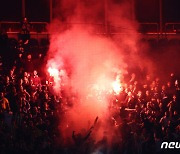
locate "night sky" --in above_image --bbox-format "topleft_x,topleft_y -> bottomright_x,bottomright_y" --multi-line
0,0 -> 179,22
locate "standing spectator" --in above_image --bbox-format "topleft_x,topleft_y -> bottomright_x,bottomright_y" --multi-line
31,70 -> 41,87
24,54 -> 34,73
20,17 -> 31,44
0,92 -> 11,113
6,86 -> 18,114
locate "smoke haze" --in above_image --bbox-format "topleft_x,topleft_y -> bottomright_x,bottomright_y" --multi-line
46,0 -> 180,147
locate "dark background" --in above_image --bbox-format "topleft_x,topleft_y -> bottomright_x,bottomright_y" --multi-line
136,0 -> 180,22
0,0 -> 179,22
0,0 -> 50,22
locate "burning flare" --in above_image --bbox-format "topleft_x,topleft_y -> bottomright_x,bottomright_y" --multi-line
112,74 -> 122,95
48,67 -> 59,79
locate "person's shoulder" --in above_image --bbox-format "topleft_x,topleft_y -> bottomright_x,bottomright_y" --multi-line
3,97 -> 9,102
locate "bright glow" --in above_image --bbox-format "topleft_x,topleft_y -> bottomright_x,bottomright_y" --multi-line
112,81 -> 122,95
112,75 -> 122,95
48,67 -> 59,77
47,67 -> 61,93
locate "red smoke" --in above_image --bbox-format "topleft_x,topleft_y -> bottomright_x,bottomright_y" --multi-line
46,0 -> 154,148
46,24 -> 129,144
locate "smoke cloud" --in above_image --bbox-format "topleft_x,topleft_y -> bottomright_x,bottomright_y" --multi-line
45,0 -> 180,149
46,0 -> 148,145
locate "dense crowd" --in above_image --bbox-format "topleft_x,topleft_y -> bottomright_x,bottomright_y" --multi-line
0,33 -> 62,154
0,32 -> 180,154
108,72 -> 180,154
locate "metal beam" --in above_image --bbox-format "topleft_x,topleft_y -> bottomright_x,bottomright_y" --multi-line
104,0 -> 108,34
22,0 -> 26,18
50,0 -> 53,23
159,0 -> 163,34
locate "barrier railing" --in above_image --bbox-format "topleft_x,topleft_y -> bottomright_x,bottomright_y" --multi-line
165,23 -> 180,33
1,21 -> 180,40
0,21 -> 48,32
99,22 -> 159,34
64,22 -> 159,34
138,23 -> 159,34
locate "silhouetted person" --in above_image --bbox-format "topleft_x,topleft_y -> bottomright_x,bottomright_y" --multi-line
20,17 -> 31,44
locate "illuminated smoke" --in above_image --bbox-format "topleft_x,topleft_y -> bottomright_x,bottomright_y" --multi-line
44,1 -> 180,151
48,67 -> 59,79
46,0 -> 146,146
46,25 -> 129,144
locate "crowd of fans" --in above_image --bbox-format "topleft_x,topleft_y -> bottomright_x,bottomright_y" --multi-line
0,32 -> 62,153
0,31 -> 180,154
108,72 -> 180,154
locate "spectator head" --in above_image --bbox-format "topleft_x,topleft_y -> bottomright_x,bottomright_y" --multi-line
134,81 -> 138,85
146,75 -> 151,81
145,90 -> 150,96
19,47 -> 24,53
172,95 -> 176,100
170,73 -> 174,77
27,54 -> 32,60
137,91 -> 142,98
18,53 -> 22,58
154,87 -> 158,92
0,92 -> 4,99
24,71 -> 28,77
10,69 -> 14,76
6,76 -> 10,84
129,84 -> 133,90
175,80 -> 179,87
167,82 -> 171,88
23,17 -> 28,23
30,79 -> 33,85
143,85 -> 147,89
130,73 -> 136,80
38,53 -> 42,58
33,70 -> 38,76
162,85 -> 166,91
173,111 -> 178,116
